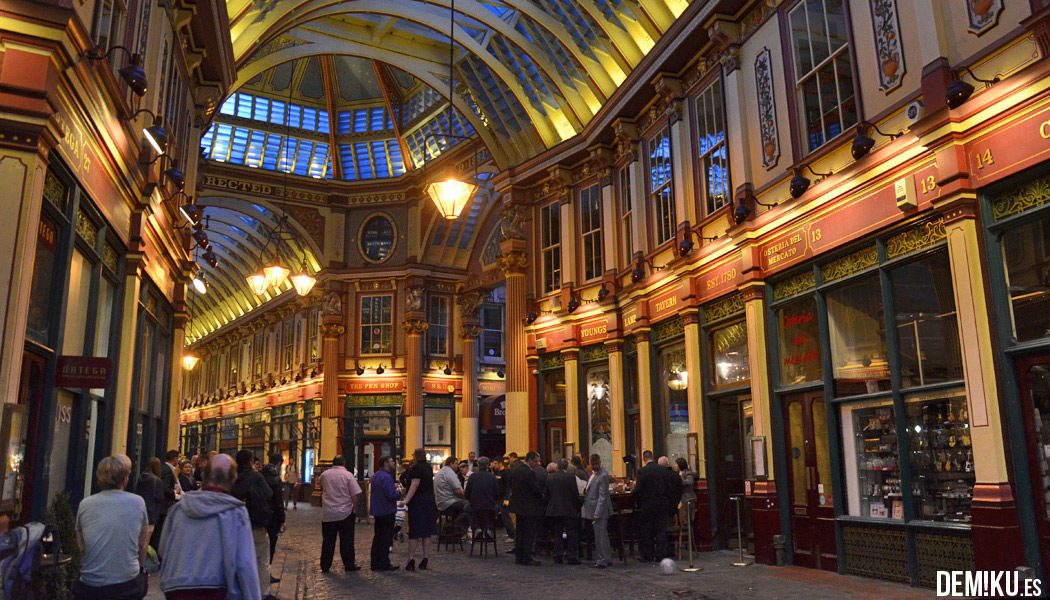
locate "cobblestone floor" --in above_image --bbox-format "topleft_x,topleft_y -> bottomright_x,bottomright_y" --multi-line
148,504 -> 934,600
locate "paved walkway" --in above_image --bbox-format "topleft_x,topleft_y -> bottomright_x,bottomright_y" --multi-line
148,503 -> 934,599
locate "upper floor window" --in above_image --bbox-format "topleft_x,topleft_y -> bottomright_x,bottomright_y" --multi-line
540,202 -> 561,294
579,184 -> 602,282
361,215 -> 395,262
428,295 -> 449,356
694,79 -> 730,215
282,319 -> 294,371
253,332 -> 264,378
91,0 -> 125,53
648,128 -> 675,246
789,0 -> 857,153
229,346 -> 239,385
361,295 -> 393,354
309,309 -> 320,362
618,166 -> 633,265
481,302 -> 505,361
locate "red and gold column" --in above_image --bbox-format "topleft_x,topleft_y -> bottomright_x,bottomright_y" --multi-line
500,234 -> 531,455
606,339 -> 627,476
404,311 -> 428,454
319,322 -> 345,461
458,321 -> 482,459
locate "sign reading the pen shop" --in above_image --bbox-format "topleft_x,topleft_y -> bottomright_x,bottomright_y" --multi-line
345,378 -> 404,394
55,356 -> 112,389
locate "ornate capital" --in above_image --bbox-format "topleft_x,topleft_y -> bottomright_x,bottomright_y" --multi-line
406,287 -> 425,312
456,291 -> 485,319
719,46 -> 741,74
500,204 -> 528,241
320,324 -> 345,339
497,250 -> 529,276
459,324 -> 483,340
403,319 -> 429,335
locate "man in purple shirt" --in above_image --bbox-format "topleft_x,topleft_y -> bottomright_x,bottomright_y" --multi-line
316,455 -> 362,573
369,455 -> 401,571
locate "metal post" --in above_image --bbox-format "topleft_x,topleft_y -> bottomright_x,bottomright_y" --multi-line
732,495 -> 752,567
681,499 -> 701,572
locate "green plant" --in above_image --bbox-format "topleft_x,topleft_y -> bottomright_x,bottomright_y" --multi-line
40,491 -> 81,600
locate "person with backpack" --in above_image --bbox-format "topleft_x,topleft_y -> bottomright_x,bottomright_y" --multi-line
73,454 -> 149,600
261,453 -> 286,567
230,450 -> 274,600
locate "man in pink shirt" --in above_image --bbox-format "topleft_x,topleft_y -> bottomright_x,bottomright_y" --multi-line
315,455 -> 362,573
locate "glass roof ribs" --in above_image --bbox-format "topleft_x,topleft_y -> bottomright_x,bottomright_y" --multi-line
201,122 -> 333,179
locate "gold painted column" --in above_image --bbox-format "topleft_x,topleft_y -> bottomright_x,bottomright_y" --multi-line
636,329 -> 654,454
319,322 -> 344,461
167,315 -> 186,451
458,319 -> 482,459
499,230 -> 531,456
563,348 -> 580,452
606,340 -> 627,476
403,310 -> 428,454
111,263 -> 143,453
682,308 -> 705,476
742,284 -> 775,476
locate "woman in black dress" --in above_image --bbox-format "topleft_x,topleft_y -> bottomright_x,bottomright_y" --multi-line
398,448 -> 437,571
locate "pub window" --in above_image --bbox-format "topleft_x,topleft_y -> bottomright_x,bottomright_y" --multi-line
618,165 -> 634,265
579,183 -> 602,282
481,302 -> 505,361
694,78 -> 730,215
282,319 -> 294,371
648,127 -> 675,246
229,345 -> 239,384
540,202 -> 561,294
428,295 -> 449,356
657,342 -> 689,461
253,332 -> 264,378
360,295 -> 393,354
826,274 -> 890,396
788,0 -> 858,153
776,295 -> 823,387
709,320 -> 750,390
1001,214 -> 1050,342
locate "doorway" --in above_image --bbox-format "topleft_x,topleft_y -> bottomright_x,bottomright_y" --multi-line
712,395 -> 753,550
783,391 -> 836,571
1016,356 -> 1050,577
359,439 -> 394,479
15,352 -> 47,522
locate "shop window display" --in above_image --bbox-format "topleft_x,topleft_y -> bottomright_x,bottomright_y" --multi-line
827,275 -> 891,396
776,296 -> 823,387
1024,363 -> 1050,518
658,343 -> 689,460
905,390 -> 973,523
889,252 -> 963,387
841,400 -> 901,519
586,366 -> 612,468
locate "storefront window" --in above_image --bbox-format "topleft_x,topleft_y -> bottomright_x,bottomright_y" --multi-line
425,408 -> 451,448
360,295 -> 393,354
890,252 -> 963,388
827,275 -> 890,396
777,296 -> 822,386
658,343 -> 689,460
1002,216 -> 1050,342
542,370 -> 566,419
841,400 -> 901,519
27,214 -> 59,339
585,365 -> 612,468
1024,363 -> 1050,518
710,320 -> 750,389
905,389 -> 973,523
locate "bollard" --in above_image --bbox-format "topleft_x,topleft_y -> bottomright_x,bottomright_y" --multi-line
772,534 -> 786,566
731,495 -> 752,567
681,498 -> 702,572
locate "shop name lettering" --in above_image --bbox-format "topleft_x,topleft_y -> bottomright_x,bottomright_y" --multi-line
782,310 -> 818,366
763,229 -> 821,268
581,324 -> 607,338
624,314 -> 637,327
60,365 -> 108,377
654,296 -> 677,312
203,175 -> 325,202
349,382 -> 401,390
706,268 -> 736,291
54,113 -> 92,176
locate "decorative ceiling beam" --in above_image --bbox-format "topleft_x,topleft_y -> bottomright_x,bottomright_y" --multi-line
320,55 -> 345,179
372,59 -> 415,172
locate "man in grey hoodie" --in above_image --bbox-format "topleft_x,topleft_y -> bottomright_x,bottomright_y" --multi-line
158,454 -> 261,600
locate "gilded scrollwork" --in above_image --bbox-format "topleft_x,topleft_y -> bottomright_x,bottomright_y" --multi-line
497,250 -> 529,275
703,293 -> 745,323
822,246 -> 878,282
403,319 -> 429,335
773,270 -> 816,301
992,176 -> 1050,221
885,218 -> 947,259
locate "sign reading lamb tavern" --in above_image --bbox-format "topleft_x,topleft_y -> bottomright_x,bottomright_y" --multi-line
55,356 -> 113,389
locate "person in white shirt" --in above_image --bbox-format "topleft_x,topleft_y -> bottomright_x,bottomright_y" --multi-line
315,456 -> 362,573
433,456 -> 469,536
284,458 -> 300,509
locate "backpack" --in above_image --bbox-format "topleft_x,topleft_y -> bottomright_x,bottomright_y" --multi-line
239,473 -> 273,528
0,522 -> 58,600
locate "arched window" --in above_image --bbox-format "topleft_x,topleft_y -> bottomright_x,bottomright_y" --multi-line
360,215 -> 395,262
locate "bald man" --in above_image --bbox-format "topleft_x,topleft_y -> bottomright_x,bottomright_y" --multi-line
159,454 -> 262,600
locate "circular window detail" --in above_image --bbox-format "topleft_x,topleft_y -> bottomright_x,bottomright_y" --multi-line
360,215 -> 395,262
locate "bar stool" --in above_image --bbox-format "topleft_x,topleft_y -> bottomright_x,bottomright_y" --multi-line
437,508 -> 463,552
469,510 -> 499,557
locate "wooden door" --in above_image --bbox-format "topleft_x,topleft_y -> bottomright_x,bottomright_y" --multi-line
359,439 -> 393,479
1016,356 -> 1050,577
783,391 -> 837,571
15,352 -> 47,522
545,422 -> 566,462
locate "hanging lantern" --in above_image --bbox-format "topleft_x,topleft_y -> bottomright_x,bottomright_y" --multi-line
182,352 -> 200,370
291,266 -> 317,296
191,275 -> 208,294
668,369 -> 688,391
425,168 -> 477,220
264,260 -> 290,288
246,269 -> 269,295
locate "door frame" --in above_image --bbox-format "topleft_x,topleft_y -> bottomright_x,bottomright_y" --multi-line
782,390 -> 837,571
1015,354 -> 1050,574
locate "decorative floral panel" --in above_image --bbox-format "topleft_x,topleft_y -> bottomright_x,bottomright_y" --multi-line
102,243 -> 119,272
869,0 -> 905,92
885,218 -> 947,259
539,352 -> 565,371
580,343 -> 609,364
966,0 -> 1002,36
652,315 -> 684,344
822,246 -> 878,282
773,270 -> 816,301
754,48 -> 780,170
703,293 -> 744,323
843,525 -> 909,583
43,169 -> 68,211
76,210 -> 97,247
993,174 -> 1050,220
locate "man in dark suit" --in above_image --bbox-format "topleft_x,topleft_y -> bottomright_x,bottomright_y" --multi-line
546,458 -> 582,564
632,450 -> 669,562
660,456 -> 684,560
509,451 -> 545,566
152,449 -> 180,550
494,457 -> 515,540
465,456 -> 500,514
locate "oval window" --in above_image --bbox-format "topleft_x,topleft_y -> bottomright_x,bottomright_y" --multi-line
360,215 -> 395,262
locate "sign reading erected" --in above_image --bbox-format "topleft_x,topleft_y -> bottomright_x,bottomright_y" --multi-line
55,356 -> 113,389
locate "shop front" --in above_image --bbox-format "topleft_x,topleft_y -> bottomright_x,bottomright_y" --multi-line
537,352 -> 567,462
424,393 -> 454,468
219,414 -> 240,456
766,217 -> 977,584
651,315 -> 688,461
343,393 -> 403,479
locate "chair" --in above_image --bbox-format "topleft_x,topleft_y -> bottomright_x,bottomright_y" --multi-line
437,508 -> 464,552
610,509 -> 638,564
469,510 -> 499,557
665,504 -> 689,560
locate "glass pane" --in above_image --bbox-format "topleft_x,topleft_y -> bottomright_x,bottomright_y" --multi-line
777,296 -> 823,386
825,0 -> 849,52
28,215 -> 58,337
841,400 -> 899,518
586,366 -> 612,468
543,369 -> 566,418
361,216 -> 394,261
1003,216 -> 1050,342
63,249 -> 93,356
788,400 -> 807,506
890,252 -> 964,387
806,0 -> 829,67
659,343 -> 689,462
1026,363 -> 1050,518
710,320 -> 750,388
801,76 -> 823,152
812,399 -> 832,507
904,389 -> 974,522
827,275 -> 890,396
836,53 -> 857,131
789,4 -> 812,77
425,408 -> 452,445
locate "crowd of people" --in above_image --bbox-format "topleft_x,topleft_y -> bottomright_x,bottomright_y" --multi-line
69,446 -> 696,600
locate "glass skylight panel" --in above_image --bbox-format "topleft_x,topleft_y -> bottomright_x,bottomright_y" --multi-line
262,133 -> 282,169
318,110 -> 330,134
371,140 -> 390,178
387,141 -> 405,175
270,100 -> 286,126
337,111 -> 353,134
229,127 -> 250,162
302,107 -> 318,131
245,130 -> 266,167
253,97 -> 269,121
236,94 -> 252,118
288,104 -> 302,129
354,143 -> 372,179
339,144 -> 357,180
354,109 -> 368,132
308,142 -> 328,178
211,123 -> 233,160
326,155 -> 334,179
369,107 -> 385,131
219,95 -> 236,115
201,126 -> 214,150
294,140 -> 313,176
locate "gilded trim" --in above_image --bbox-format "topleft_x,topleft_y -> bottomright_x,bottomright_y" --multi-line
885,218 -> 947,259
992,175 -> 1050,220
822,245 -> 878,282
703,293 -> 745,323
773,270 -> 816,301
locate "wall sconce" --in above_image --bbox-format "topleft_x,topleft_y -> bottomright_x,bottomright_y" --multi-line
130,109 -> 169,154
443,363 -> 453,376
851,121 -> 901,160
310,369 -> 317,378
355,361 -> 365,376
86,46 -> 147,96
630,255 -> 659,284
191,273 -> 208,294
789,164 -> 832,199
497,367 -> 505,378
202,250 -> 218,268
678,229 -> 719,256
176,192 -> 201,225
946,66 -> 1000,109
595,282 -> 614,302
142,151 -> 185,190
566,291 -> 581,314
376,364 -> 386,375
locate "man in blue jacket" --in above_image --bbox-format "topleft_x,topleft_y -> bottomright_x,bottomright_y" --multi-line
369,455 -> 401,571
158,454 -> 260,600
